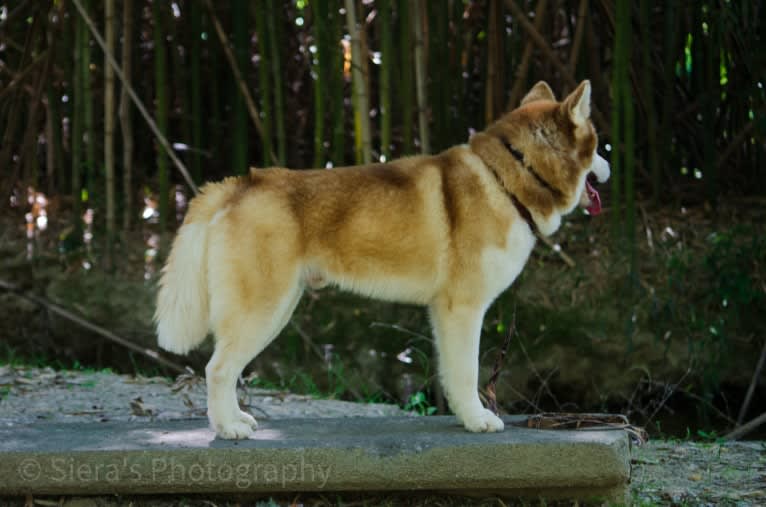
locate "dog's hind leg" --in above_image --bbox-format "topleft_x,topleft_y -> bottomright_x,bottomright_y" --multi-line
429,297 -> 504,433
205,272 -> 304,440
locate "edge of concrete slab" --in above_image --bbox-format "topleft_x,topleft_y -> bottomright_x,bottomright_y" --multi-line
0,416 -> 631,501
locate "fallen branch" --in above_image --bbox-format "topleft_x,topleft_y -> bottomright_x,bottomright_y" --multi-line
523,412 -> 649,445
536,234 -> 576,268
724,411 -> 766,441
0,279 -> 186,375
737,338 -> 766,425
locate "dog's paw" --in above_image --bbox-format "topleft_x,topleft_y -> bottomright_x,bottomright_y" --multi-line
215,418 -> 256,440
237,410 -> 258,430
462,408 -> 505,433
211,410 -> 258,439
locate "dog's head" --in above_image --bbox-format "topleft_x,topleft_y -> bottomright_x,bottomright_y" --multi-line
469,80 -> 610,236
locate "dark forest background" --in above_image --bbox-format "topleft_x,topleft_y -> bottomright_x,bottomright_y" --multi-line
1,0 -> 764,437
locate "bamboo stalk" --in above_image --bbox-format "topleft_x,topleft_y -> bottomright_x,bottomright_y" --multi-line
82,0 -> 95,199
20,24 -> 54,183
485,0 -> 503,124
398,0 -> 414,154
36,9 -> 64,195
703,4 -> 718,205
412,0 -> 430,154
267,0 -> 287,165
504,0 -> 607,129
44,85 -> 57,195
507,0 -> 549,109
622,0 -> 636,283
568,0 -> 589,75
72,7 -> 84,223
70,0 -> 199,195
659,0 -> 677,198
153,0 -> 169,232
429,0 -> 449,150
330,3 -> 345,165
204,0 -> 277,166
190,0 -> 202,182
119,0 -> 134,230
252,0 -> 273,167
0,12 -> 40,184
379,0 -> 392,161
104,0 -> 116,267
610,0 -> 624,233
169,5 -> 194,182
640,0 -> 659,204
345,0 -> 372,163
231,0 -> 249,174
312,0 -> 328,167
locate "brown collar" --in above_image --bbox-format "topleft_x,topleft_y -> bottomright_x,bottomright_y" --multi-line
483,156 -> 540,236
509,193 -> 540,236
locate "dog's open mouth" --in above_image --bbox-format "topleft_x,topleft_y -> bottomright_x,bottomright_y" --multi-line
584,177 -> 602,215
582,153 -> 610,216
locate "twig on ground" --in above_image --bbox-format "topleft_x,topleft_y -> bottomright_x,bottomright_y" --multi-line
523,412 -> 649,445
536,234 -> 576,268
737,338 -> 766,425
642,375 -> 737,426
644,368 -> 691,426
485,309 -> 516,415
518,336 -> 561,410
289,319 -> 365,402
724,411 -> 766,441
0,279 -> 186,374
369,322 -> 433,344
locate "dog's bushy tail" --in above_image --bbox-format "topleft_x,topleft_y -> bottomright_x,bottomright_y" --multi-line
155,179 -> 237,354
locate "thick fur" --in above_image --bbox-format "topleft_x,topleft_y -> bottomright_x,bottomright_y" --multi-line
156,81 -> 610,439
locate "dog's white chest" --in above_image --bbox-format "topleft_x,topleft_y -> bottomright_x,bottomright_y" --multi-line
480,221 -> 536,300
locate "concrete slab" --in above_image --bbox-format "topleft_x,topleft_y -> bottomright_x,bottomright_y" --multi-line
0,416 -> 630,501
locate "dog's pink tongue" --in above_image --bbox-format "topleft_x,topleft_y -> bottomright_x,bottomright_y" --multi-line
586,180 -> 602,216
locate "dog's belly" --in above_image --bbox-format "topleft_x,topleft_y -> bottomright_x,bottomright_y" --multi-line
304,262 -> 443,304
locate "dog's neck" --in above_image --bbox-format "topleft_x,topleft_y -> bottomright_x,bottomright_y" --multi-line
484,162 -> 540,236
479,141 -> 541,237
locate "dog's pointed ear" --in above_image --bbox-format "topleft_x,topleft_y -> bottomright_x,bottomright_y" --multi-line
521,81 -> 556,105
562,80 -> 591,126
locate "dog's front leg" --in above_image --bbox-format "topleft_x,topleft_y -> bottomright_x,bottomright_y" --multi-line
429,300 -> 504,432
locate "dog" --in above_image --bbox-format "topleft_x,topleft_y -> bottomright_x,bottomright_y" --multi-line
156,80 -> 610,439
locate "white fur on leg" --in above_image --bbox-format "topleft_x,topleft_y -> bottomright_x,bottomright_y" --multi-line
430,302 -> 505,433
205,275 -> 305,440
205,348 -> 258,440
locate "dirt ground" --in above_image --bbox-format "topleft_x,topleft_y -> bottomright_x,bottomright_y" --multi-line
631,439 -> 765,506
